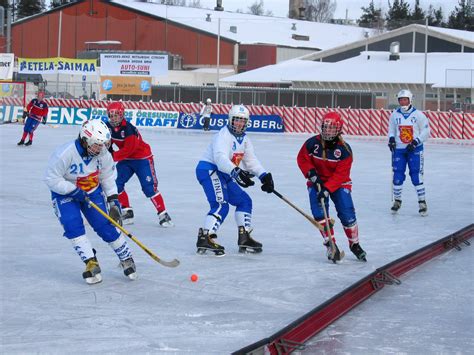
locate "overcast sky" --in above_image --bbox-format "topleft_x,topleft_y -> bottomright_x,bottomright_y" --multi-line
198,0 -> 460,20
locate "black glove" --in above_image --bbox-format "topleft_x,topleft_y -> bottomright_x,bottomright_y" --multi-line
107,194 -> 122,226
388,137 -> 396,152
231,167 -> 255,188
406,139 -> 419,152
307,169 -> 323,186
317,185 -> 330,200
22,110 -> 28,119
41,117 -> 47,125
260,173 -> 274,193
70,188 -> 87,203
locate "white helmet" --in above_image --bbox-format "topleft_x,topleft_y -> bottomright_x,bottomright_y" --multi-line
79,119 -> 111,156
228,105 -> 250,135
397,89 -> 413,110
206,98 -> 212,104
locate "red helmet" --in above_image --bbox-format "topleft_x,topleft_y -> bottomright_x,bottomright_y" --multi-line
321,111 -> 343,141
107,101 -> 125,127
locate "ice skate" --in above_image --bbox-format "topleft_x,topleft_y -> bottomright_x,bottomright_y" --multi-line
238,226 -> 262,254
82,256 -> 102,284
196,228 -> 225,256
418,200 -> 428,217
158,211 -> 174,227
120,257 -> 137,280
121,208 -> 134,225
391,199 -> 402,214
323,240 -> 344,263
350,243 -> 367,262
24,140 -> 32,146
17,140 -> 25,146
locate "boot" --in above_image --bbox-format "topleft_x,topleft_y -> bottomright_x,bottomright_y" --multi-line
121,208 -> 134,225
24,140 -> 32,146
238,226 -> 262,253
158,211 -> 174,227
418,200 -> 428,216
82,256 -> 102,284
350,243 -> 367,262
120,257 -> 137,280
391,199 -> 402,213
17,140 -> 25,146
323,240 -> 343,263
196,228 -> 225,256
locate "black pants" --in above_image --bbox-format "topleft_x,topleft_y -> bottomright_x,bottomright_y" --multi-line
203,116 -> 211,130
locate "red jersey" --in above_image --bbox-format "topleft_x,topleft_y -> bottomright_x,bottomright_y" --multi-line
297,135 -> 353,193
106,119 -> 153,162
26,98 -> 48,122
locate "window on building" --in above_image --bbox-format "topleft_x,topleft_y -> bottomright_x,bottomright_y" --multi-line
238,51 -> 247,66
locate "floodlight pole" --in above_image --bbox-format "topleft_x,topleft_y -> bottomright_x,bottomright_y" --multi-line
216,17 -> 221,104
422,18 -> 428,110
56,10 -> 63,97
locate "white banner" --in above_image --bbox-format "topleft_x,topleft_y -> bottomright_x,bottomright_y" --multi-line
100,53 -> 168,77
0,53 -> 14,80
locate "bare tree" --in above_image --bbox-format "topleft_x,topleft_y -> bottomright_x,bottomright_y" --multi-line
304,0 -> 337,23
247,0 -> 273,16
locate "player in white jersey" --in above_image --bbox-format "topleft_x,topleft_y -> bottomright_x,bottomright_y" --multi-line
388,89 -> 430,216
44,120 -> 137,284
195,105 -> 275,256
200,98 -> 213,131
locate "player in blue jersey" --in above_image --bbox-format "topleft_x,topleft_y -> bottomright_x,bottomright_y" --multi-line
44,120 -> 137,284
388,89 -> 430,216
195,105 -> 274,256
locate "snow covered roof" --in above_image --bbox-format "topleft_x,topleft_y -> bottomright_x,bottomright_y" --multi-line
112,0 -> 376,50
221,52 -> 474,89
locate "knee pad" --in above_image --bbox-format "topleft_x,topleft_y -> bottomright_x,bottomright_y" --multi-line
209,201 -> 229,221
94,220 -> 121,243
393,171 -> 406,185
62,218 -> 86,239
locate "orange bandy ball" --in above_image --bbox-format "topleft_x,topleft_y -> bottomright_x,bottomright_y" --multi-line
190,274 -> 198,282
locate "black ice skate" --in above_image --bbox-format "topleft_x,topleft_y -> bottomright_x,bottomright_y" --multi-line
238,226 -> 262,254
17,140 -> 24,146
350,243 -> 367,262
24,141 -> 32,146
196,228 -> 225,256
418,200 -> 428,217
324,240 -> 344,263
82,256 -> 102,284
121,208 -> 134,225
120,257 -> 137,280
158,211 -> 174,227
391,199 -> 402,214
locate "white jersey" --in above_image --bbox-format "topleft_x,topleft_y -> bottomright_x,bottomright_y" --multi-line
44,140 -> 117,197
388,106 -> 430,148
200,104 -> 212,118
199,126 -> 266,177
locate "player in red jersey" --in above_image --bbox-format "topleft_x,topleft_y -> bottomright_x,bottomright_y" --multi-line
297,111 -> 366,263
17,91 -> 49,146
105,101 -> 174,227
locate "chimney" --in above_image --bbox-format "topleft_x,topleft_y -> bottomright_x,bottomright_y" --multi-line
206,13 -> 211,22
389,41 -> 400,61
289,0 -> 304,19
298,6 -> 306,20
229,25 -> 237,33
214,0 -> 224,11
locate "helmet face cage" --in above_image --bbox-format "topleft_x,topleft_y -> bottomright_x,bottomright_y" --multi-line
107,102 -> 125,127
228,105 -> 249,135
397,89 -> 413,109
80,120 -> 111,156
321,113 -> 343,141
206,98 -> 212,104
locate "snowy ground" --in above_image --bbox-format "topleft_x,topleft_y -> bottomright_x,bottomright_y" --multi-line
0,123 -> 472,353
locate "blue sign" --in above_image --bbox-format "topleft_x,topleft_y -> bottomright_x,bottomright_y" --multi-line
140,80 -> 151,92
177,114 -> 284,133
102,80 -> 113,91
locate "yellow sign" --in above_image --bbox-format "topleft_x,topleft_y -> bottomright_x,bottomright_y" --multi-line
18,57 -> 97,74
99,76 -> 152,96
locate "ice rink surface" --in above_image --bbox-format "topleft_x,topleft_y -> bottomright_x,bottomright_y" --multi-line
0,123 -> 472,353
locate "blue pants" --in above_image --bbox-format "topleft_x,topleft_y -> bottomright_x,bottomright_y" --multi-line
51,187 -> 120,242
23,117 -> 40,133
196,168 -> 252,223
116,157 -> 158,198
392,145 -> 424,186
309,186 -> 356,227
